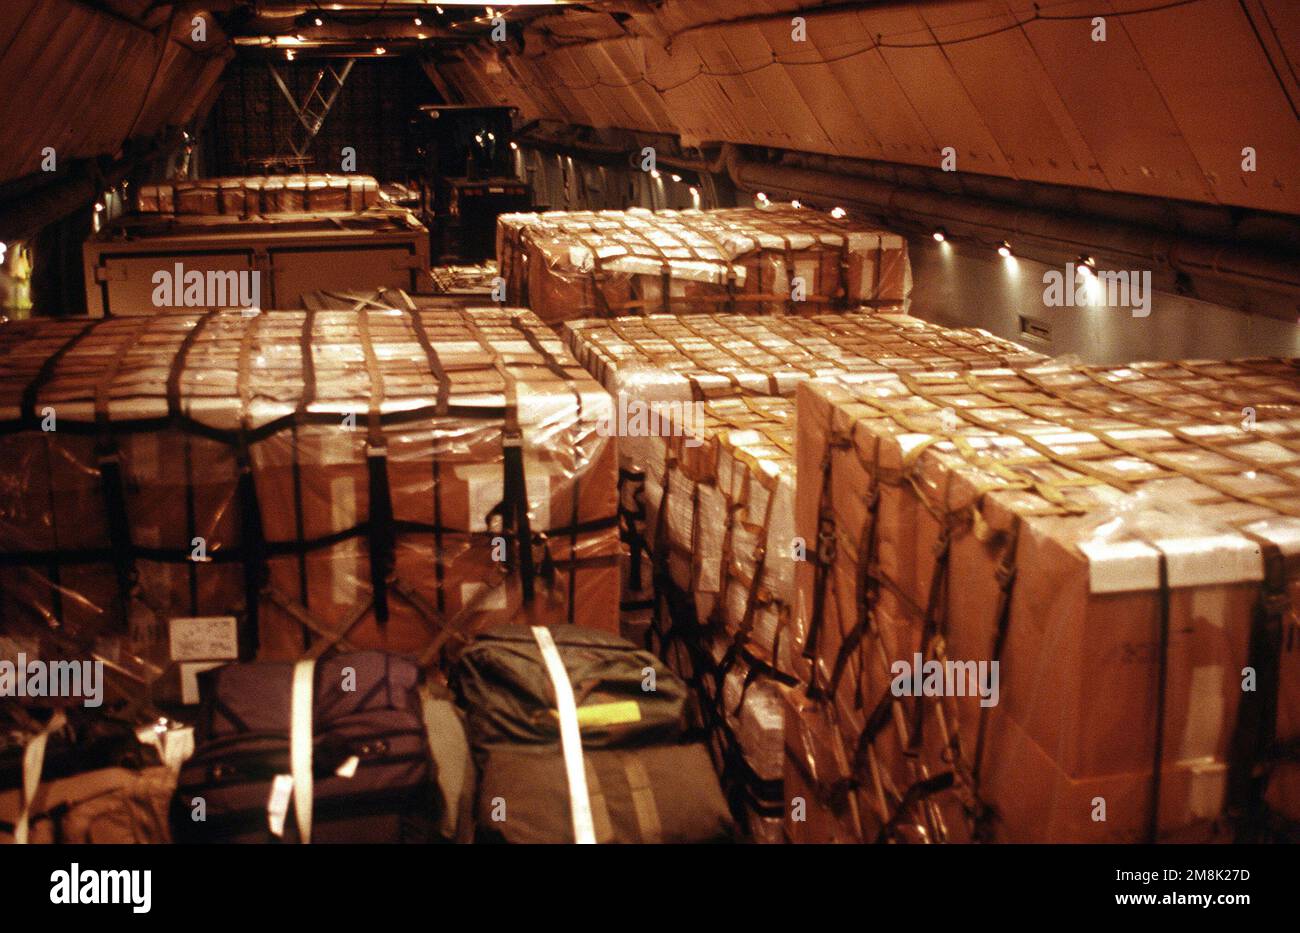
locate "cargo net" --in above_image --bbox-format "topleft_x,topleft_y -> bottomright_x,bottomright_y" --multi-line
429,262 -> 501,297
0,307 -> 619,698
134,174 -> 382,217
300,288 -> 482,313
565,312 -> 1045,402
635,396 -> 796,842
496,205 -> 912,321
557,311 -> 1046,840
796,359 -> 1300,843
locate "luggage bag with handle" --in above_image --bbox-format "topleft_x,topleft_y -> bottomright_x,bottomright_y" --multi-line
172,651 -> 446,843
456,624 -> 733,843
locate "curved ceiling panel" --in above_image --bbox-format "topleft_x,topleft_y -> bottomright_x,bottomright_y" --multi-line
0,0 -> 230,186
433,0 -> 1300,215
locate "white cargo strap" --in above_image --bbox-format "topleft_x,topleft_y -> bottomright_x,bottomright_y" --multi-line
530,626 -> 596,844
290,658 -> 315,844
16,711 -> 67,845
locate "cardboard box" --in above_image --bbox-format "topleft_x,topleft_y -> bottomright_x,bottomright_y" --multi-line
498,206 -> 912,320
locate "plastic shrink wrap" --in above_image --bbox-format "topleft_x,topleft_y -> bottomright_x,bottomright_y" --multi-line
792,359 -> 1300,842
135,175 -> 381,216
0,307 -> 619,705
498,206 -> 912,321
560,311 -> 1044,840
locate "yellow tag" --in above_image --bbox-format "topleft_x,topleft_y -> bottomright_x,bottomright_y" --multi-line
549,701 -> 643,728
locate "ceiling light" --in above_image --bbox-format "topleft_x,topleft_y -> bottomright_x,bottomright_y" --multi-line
509,141 -> 518,150
998,241 -> 1012,258
414,18 -> 423,26
932,229 -> 947,242
1076,255 -> 1095,276
374,46 -> 387,55
670,174 -> 681,183
830,206 -> 846,219
313,17 -> 323,26
790,200 -> 801,209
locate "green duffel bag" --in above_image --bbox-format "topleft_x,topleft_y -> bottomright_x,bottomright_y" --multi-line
475,743 -> 733,844
455,624 -> 690,749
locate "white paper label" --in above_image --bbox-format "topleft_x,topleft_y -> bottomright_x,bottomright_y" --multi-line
169,616 -> 239,662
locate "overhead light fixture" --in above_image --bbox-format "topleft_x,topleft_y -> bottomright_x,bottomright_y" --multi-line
756,192 -> 769,203
414,18 -> 423,26
286,49 -> 295,60
509,141 -> 519,150
998,241 -> 1012,258
932,229 -> 947,243
374,46 -> 387,55
670,173 -> 681,183
1076,255 -> 1095,276
790,200 -> 802,209
650,170 -> 661,179
313,17 -> 323,26
94,202 -> 104,213
830,206 -> 847,219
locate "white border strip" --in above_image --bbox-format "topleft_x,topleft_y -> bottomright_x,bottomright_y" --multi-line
530,626 -> 596,844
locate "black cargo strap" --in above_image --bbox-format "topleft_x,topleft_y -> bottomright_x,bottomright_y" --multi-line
20,320 -> 106,622
497,414 -> 536,604
805,430 -> 851,699
232,311 -> 267,657
873,771 -> 956,844
907,482 -> 958,758
619,468 -> 648,591
827,441 -> 884,704
94,325 -> 148,611
356,308 -> 396,626
1227,535 -> 1289,840
21,320 -> 104,427
972,517 -> 1021,791
403,303 -> 451,416
234,440 -> 266,657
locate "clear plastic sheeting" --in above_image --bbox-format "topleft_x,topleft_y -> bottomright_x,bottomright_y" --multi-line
792,357 -> 1300,842
565,313 -> 1045,475
562,311 -> 1047,841
135,175 -> 382,217
497,205 -> 912,321
428,262 -> 502,298
0,307 -> 619,704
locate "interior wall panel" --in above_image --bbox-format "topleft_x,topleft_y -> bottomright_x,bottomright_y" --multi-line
434,0 -> 1300,216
